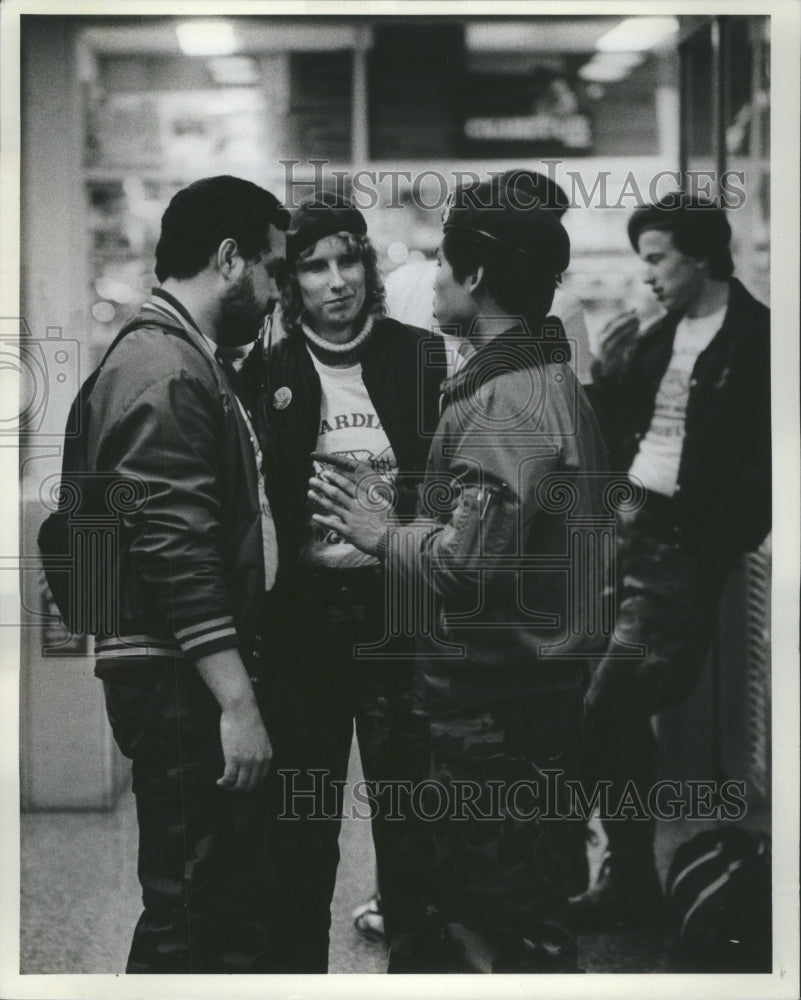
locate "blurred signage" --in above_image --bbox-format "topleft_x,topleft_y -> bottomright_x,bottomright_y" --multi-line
464,113 -> 591,148
461,70 -> 594,156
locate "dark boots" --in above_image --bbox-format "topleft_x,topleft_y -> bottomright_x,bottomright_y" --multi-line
566,849 -> 664,930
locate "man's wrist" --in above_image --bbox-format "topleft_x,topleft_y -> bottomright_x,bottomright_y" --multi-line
374,523 -> 394,562
195,649 -> 260,712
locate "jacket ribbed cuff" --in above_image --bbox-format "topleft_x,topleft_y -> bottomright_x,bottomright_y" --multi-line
175,616 -> 238,660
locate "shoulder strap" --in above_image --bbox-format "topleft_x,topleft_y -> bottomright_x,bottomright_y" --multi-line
93,310 -> 232,394
96,314 -> 187,371
63,313 -> 212,442
91,311 -> 251,444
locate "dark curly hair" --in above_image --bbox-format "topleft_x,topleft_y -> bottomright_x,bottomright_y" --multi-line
280,231 -> 386,338
155,175 -> 289,282
628,194 -> 734,280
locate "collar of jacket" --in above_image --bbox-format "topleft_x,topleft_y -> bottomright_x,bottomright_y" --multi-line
139,290 -> 249,432
642,277 -> 763,352
149,286 -> 205,338
441,316 -> 571,405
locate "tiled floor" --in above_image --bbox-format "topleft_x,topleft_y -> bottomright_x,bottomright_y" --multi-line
21,742 -> 385,975
20,740 -> 769,976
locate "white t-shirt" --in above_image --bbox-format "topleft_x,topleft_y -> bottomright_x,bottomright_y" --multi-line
300,353 -> 397,569
201,336 -> 278,590
628,305 -> 727,497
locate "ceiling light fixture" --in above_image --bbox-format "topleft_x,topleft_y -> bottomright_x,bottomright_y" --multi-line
594,17 -> 679,53
176,20 -> 239,57
579,51 -> 644,83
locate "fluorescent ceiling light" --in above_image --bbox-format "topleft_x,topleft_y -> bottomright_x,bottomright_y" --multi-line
176,20 -> 239,57
579,52 -> 644,83
466,19 -> 624,54
595,17 -> 678,53
590,52 -> 643,70
95,276 -> 135,304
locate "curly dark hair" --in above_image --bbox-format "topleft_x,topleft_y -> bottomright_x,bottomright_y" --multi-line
155,175 -> 289,282
279,232 -> 385,338
627,194 -> 734,280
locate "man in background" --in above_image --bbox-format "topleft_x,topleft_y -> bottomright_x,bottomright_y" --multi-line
568,194 -> 771,927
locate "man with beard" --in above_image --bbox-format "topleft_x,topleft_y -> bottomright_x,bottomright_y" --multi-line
85,175 -> 288,972
309,178 -> 610,972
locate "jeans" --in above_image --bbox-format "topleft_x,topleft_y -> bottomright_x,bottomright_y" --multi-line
583,499 -> 736,873
102,659 -> 273,973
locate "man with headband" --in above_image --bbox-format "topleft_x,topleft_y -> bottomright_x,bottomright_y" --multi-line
310,177 -> 609,972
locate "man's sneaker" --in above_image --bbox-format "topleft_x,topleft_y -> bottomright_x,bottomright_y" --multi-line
566,857 -> 664,931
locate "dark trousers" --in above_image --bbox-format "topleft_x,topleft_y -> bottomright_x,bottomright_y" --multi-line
583,501 -> 736,875
258,569 -> 434,973
101,660 -> 273,973
424,687 -> 586,972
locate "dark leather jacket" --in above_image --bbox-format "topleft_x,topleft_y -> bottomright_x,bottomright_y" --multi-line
591,279 -> 771,555
246,316 -> 448,579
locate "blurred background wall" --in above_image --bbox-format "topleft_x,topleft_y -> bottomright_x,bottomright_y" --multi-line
18,13 -> 771,810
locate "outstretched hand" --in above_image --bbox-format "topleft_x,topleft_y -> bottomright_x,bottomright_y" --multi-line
308,451 -> 394,557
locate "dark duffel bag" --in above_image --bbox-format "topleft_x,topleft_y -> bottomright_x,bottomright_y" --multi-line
666,826 -> 771,973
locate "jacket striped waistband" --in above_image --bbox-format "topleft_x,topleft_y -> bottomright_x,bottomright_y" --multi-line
95,635 -> 185,659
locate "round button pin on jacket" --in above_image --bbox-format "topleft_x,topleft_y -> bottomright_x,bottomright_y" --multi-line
273,386 -> 292,410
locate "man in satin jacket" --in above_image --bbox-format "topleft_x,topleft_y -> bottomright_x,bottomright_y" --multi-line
310,177 -> 611,972
85,176 -> 288,972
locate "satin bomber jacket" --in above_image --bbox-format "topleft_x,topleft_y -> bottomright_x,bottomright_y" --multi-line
382,322 -> 612,712
84,304 -> 267,670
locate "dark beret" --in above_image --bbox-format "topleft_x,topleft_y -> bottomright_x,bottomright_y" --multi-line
287,190 -> 368,262
443,178 -> 570,276
499,169 -> 570,217
628,193 -> 732,253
